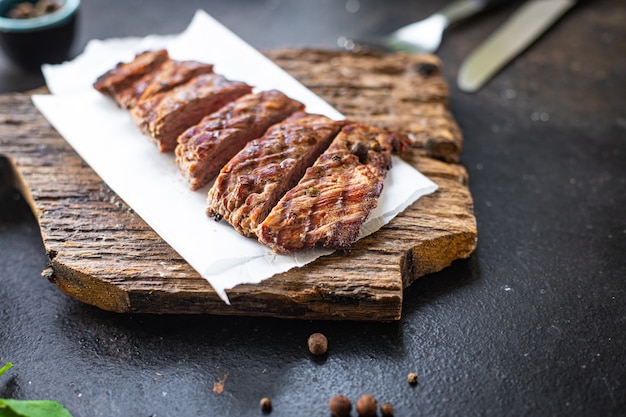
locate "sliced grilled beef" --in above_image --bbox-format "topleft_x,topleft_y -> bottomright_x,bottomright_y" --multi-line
206,112 -> 345,237
256,124 -> 409,253
93,49 -> 169,100
130,73 -> 253,152
176,90 -> 304,190
115,59 -> 215,109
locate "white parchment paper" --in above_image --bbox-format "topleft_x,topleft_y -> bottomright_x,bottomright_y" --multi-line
32,10 -> 438,303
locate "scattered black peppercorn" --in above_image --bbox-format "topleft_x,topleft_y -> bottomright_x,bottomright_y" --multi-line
6,2 -> 33,18
260,396 -> 272,413
407,372 -> 418,385
307,332 -> 328,355
415,61 -> 439,77
356,394 -> 378,417
350,141 -> 369,164
381,402 -> 394,417
329,395 -> 352,417
5,0 -> 63,19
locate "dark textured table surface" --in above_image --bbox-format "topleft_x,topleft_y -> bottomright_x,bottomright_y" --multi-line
1,1 -> 624,416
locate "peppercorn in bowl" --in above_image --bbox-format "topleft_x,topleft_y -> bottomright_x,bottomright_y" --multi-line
0,0 -> 79,70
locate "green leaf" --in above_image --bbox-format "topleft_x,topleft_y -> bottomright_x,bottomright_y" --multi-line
0,399 -> 73,417
0,363 -> 74,417
0,363 -> 12,379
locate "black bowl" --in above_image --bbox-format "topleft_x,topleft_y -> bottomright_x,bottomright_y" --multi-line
0,0 -> 79,71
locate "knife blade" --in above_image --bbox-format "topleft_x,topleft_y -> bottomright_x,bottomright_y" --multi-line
457,0 -> 577,93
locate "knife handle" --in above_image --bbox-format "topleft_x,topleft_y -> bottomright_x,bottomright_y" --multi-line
439,0 -> 518,26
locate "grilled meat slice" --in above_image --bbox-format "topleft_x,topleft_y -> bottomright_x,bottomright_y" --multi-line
115,59 -> 215,109
93,49 -> 169,100
206,112 -> 345,237
130,73 -> 253,152
176,90 -> 304,190
256,124 -> 408,253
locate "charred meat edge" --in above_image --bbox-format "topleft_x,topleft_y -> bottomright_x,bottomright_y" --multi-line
256,124 -> 408,253
206,112 -> 345,237
115,58 -> 215,109
93,49 -> 169,99
130,73 -> 253,153
175,90 -> 305,190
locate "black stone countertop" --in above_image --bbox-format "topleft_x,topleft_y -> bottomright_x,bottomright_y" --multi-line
1,1 -> 624,416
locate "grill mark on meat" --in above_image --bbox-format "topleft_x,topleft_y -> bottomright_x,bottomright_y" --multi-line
93,50 -> 169,100
115,59 -> 215,109
130,73 -> 253,153
206,112 -> 345,237
175,90 -> 304,190
256,124 -> 408,253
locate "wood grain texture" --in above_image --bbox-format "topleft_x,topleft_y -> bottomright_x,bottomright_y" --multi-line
265,49 -> 463,162
0,49 -> 476,321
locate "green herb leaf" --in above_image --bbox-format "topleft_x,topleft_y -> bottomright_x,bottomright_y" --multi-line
0,363 -> 13,379
0,363 -> 74,417
0,399 -> 73,417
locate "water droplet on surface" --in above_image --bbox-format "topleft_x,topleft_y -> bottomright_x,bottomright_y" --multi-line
346,0 -> 360,13
501,89 -> 517,99
530,111 -> 550,122
337,36 -> 355,50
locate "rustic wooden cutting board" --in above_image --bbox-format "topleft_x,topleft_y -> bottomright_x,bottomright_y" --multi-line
0,49 -> 476,321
